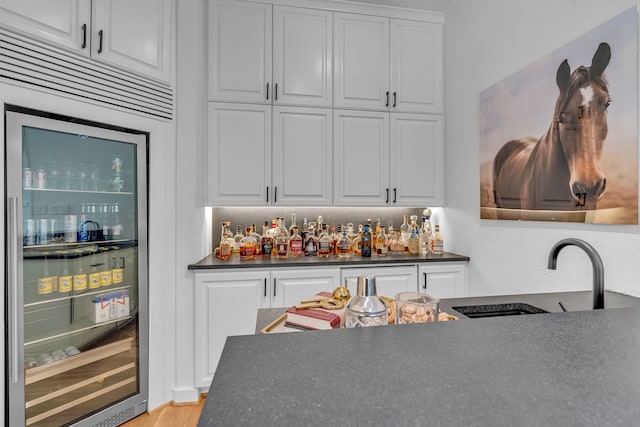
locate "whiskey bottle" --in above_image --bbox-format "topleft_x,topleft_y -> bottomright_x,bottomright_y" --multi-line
317,225 -> 332,258
219,222 -> 232,260
239,226 -> 257,260
289,212 -> 298,236
260,221 -> 273,258
335,228 -> 352,258
408,215 -> 420,255
289,226 -> 303,257
419,211 -> 433,255
432,224 -> 444,255
232,225 -> 244,255
351,225 -> 363,255
361,224 -> 372,257
304,228 -> 318,256
275,218 -> 290,259
376,226 -> 388,256
400,214 -> 410,252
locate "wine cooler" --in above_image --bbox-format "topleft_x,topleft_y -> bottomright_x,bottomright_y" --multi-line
5,107 -> 148,426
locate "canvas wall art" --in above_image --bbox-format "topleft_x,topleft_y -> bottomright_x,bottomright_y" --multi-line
479,8 -> 638,224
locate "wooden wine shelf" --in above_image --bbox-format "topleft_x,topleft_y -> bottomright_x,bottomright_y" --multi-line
25,337 -> 134,385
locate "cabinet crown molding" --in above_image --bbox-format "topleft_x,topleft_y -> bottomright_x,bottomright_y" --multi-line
234,0 -> 444,23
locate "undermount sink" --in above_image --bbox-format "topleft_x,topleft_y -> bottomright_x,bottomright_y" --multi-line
452,303 -> 549,318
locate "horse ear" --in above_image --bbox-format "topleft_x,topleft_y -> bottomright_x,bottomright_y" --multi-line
591,42 -> 611,77
556,59 -> 570,92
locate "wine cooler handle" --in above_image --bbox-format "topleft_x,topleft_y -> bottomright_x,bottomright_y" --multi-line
81,23 -> 87,49
97,29 -> 103,54
8,196 -> 19,383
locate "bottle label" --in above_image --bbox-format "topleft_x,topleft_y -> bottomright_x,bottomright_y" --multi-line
112,268 -> 123,284
290,240 -> 302,253
101,270 -> 113,286
89,272 -> 101,289
59,275 -> 73,292
261,239 -> 273,256
318,241 -> 331,252
37,277 -> 54,295
73,274 -> 87,291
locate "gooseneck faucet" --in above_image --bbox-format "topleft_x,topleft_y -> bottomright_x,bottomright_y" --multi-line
548,238 -> 604,309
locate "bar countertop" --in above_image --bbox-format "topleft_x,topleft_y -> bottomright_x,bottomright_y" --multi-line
200,293 -> 640,426
188,251 -> 469,270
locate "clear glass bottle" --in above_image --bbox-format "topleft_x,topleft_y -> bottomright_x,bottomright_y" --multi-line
376,226 -> 388,256
408,215 -> 420,255
289,212 -> 298,236
58,253 -> 73,294
316,215 -> 324,236
250,223 -> 261,253
351,225 -> 363,255
219,222 -> 232,260
419,210 -> 433,255
100,247 -> 113,286
239,226 -> 257,260
304,227 -> 318,256
260,221 -> 273,258
432,224 -> 444,255
289,226 -> 303,257
73,254 -> 87,294
232,225 -> 244,255
336,228 -> 352,258
317,224 -> 332,258
111,246 -> 124,284
88,251 -> 102,290
400,214 -> 410,252
275,217 -> 290,259
329,223 -> 338,255
361,224 -> 372,257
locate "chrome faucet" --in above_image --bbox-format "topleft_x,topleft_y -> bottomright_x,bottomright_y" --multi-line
548,238 -> 604,309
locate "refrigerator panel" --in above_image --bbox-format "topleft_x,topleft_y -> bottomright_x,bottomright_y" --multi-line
6,109 -> 148,427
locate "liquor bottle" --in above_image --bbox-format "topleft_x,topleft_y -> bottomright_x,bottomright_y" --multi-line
260,221 -> 273,258
329,223 -> 338,255
37,254 -> 54,296
408,215 -> 420,255
432,224 -> 444,255
232,225 -> 244,255
275,218 -> 289,259
316,216 -> 324,237
317,225 -> 332,258
111,246 -> 124,284
250,224 -> 261,253
335,228 -> 352,258
100,248 -> 113,286
400,214 -> 410,252
304,227 -> 318,256
219,222 -> 232,260
239,226 -> 257,260
361,224 -> 372,257
289,226 -> 303,257
419,212 -> 433,255
289,212 -> 298,236
73,254 -> 88,293
301,217 -> 308,244
58,253 -> 73,294
376,226 -> 388,256
351,225 -> 363,255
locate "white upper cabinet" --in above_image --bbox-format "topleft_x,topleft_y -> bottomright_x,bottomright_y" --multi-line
390,19 -> 443,114
91,0 -> 173,83
0,0 -> 173,83
208,0 -> 272,103
390,113 -> 443,206
333,13 -> 388,111
334,12 -> 443,114
272,106 -> 332,205
209,0 -> 332,108
0,0 -> 90,53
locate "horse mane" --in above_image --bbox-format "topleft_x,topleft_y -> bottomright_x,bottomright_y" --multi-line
558,66 -> 608,113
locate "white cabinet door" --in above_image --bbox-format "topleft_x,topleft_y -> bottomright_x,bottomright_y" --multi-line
272,268 -> 341,307
390,19 -> 443,114
194,270 -> 270,388
91,0 -> 172,82
273,6 -> 332,107
334,12 -> 388,111
208,0 -> 271,103
272,106 -> 332,206
333,109 -> 389,206
206,103 -> 271,206
418,263 -> 467,299
341,265 -> 417,298
390,113 -> 443,206
0,0 -> 90,54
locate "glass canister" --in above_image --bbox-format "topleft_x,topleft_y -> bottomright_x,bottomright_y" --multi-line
345,276 -> 388,327
395,291 -> 439,324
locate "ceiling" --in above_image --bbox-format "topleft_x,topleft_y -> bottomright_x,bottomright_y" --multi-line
348,0 -> 449,12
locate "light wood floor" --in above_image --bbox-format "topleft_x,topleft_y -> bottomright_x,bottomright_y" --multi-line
120,396 -> 205,427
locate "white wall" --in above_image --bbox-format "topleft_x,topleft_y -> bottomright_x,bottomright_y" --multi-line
443,0 -> 640,297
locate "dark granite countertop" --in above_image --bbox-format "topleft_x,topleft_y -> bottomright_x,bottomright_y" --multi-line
188,251 -> 469,270
201,292 -> 640,426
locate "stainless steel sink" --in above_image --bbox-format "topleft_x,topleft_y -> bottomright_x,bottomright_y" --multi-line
452,303 -> 548,318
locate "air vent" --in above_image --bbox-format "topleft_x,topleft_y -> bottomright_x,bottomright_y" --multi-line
0,28 -> 173,120
94,407 -> 135,427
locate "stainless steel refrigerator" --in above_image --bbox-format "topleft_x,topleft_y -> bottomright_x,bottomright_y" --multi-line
5,107 -> 148,426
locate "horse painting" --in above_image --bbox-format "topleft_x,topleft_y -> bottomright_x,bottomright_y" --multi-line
492,42 -> 611,211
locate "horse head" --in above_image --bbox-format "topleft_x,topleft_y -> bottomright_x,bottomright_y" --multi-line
554,42 -> 611,206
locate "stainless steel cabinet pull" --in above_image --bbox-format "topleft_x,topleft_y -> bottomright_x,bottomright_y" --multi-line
393,188 -> 397,203
423,272 -> 427,289
393,92 -> 397,108
97,29 -> 103,54
266,83 -> 269,100
81,23 -> 87,49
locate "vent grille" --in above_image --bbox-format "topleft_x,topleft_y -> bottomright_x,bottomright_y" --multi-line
94,407 -> 135,427
0,28 -> 173,120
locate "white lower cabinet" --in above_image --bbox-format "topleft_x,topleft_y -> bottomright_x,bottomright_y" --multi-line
194,267 -> 340,387
418,263 -> 467,299
341,265 -> 417,298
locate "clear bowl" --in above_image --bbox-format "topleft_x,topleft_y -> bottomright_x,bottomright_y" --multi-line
395,291 -> 439,324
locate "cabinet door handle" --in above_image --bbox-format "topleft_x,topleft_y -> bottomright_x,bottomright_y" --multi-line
385,91 -> 389,107
81,23 -> 87,49
266,83 -> 269,100
264,278 -> 267,297
273,278 -> 276,297
274,187 -> 277,203
97,29 -> 103,54
8,197 -> 20,383
393,188 -> 397,203
386,188 -> 389,204
393,92 -> 397,108
423,272 -> 427,289
266,186 -> 269,203
275,83 -> 278,101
